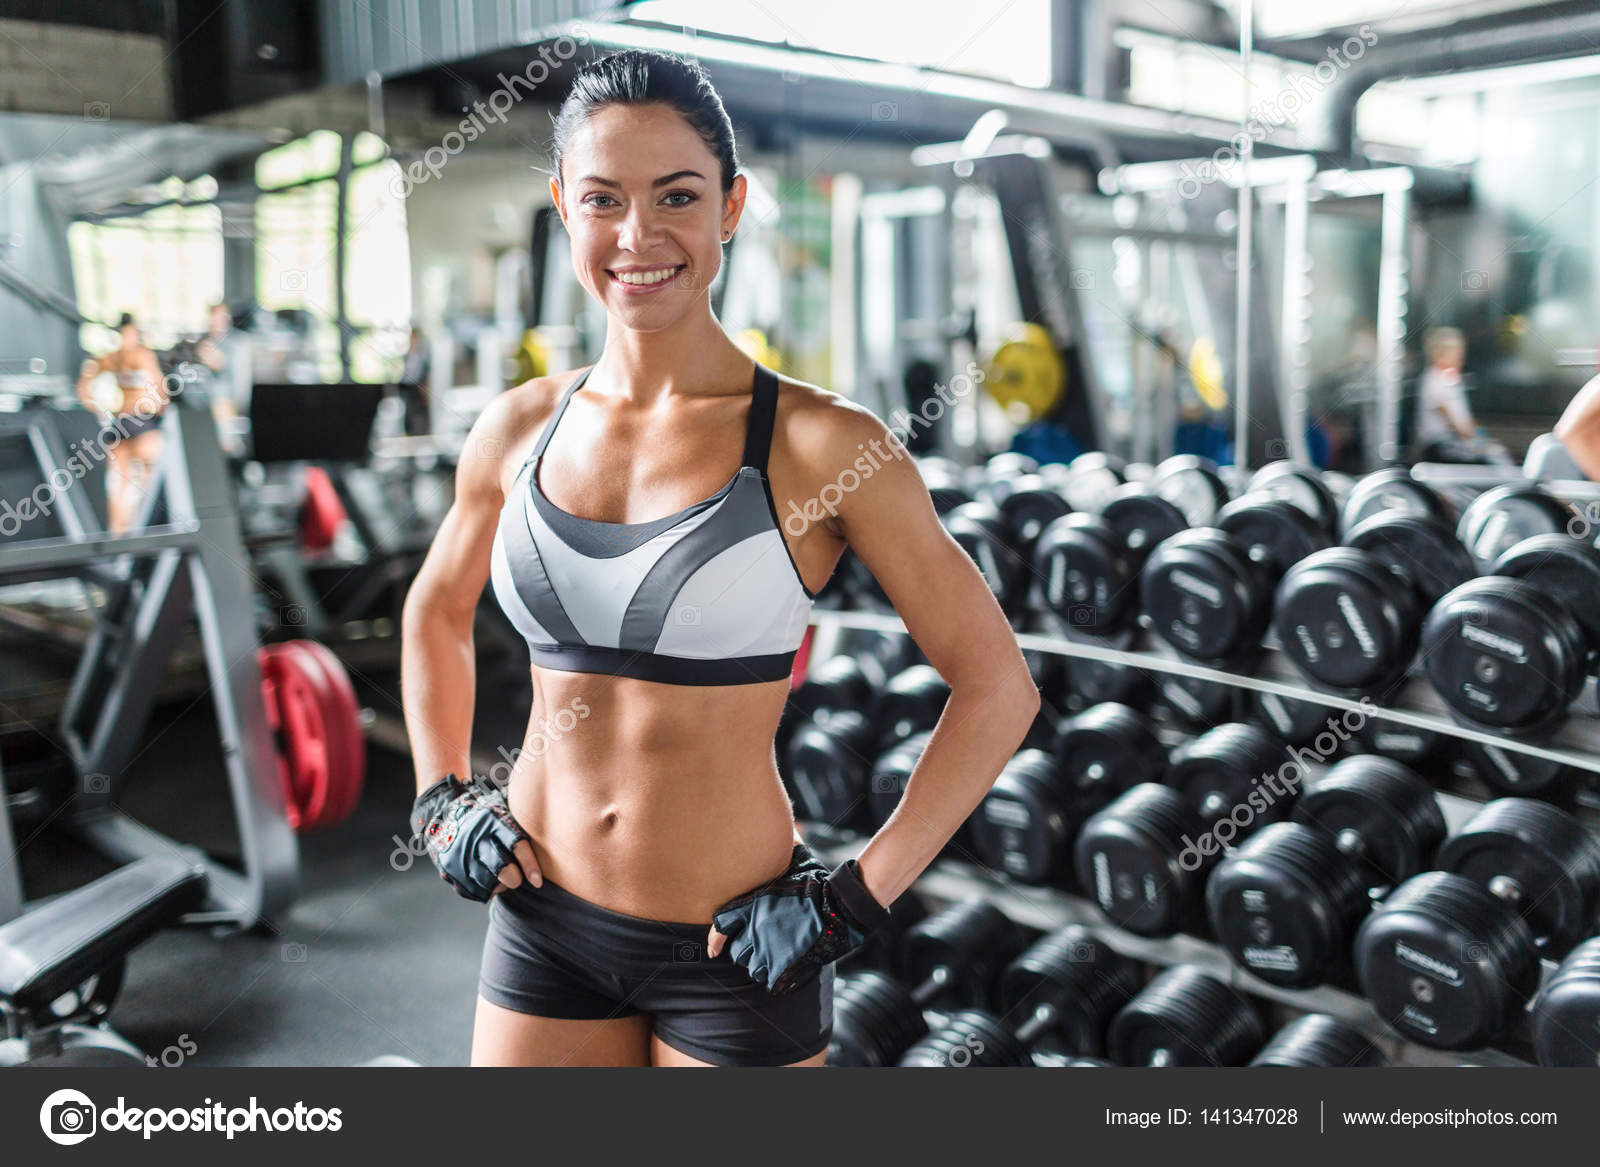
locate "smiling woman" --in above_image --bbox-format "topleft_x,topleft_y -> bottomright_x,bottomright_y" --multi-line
399,48 -> 1038,1070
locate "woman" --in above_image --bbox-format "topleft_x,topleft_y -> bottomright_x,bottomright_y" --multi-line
401,50 -> 1038,1068
75,313 -> 169,535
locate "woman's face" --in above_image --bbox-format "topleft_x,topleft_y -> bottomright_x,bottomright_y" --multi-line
552,102 -> 744,333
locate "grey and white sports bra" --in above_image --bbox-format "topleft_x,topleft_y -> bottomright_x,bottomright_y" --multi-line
489,364 -> 816,686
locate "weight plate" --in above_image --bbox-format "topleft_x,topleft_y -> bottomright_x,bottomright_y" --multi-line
1150,671 -> 1233,730
1420,577 -> 1587,736
970,750 -> 1076,884
1245,690 -> 1339,747
985,451 -> 1039,480
1273,547 -> 1420,694
1457,483 -> 1580,572
1455,738 -> 1579,798
1217,495 -> 1330,577
1151,454 -> 1231,527
999,925 -> 1140,1058
1063,451 -> 1127,513
1250,1015 -> 1387,1067
1054,702 -> 1167,810
1164,722 -> 1290,827
786,711 -> 874,828
944,501 -> 1030,616
864,731 -> 930,832
1343,511 -> 1476,610
1107,967 -> 1264,1067
875,665 -> 951,748
1247,461 -> 1339,534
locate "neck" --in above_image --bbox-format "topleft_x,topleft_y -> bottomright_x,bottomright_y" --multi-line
592,307 -> 749,402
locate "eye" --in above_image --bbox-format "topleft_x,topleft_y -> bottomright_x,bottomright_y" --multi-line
662,191 -> 696,207
583,193 -> 619,209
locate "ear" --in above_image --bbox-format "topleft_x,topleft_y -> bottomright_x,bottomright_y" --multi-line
721,172 -> 748,237
549,175 -> 567,229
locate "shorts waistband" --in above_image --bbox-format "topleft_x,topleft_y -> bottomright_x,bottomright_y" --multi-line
513,877 -> 710,932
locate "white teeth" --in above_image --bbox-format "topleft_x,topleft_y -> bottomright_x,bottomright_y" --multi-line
614,267 -> 679,285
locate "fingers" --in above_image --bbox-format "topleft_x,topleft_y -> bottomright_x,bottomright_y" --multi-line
706,926 -> 725,959
513,838 -> 542,888
496,860 -> 523,891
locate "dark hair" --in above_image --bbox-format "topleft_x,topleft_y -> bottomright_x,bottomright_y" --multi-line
117,312 -> 136,329
550,50 -> 738,194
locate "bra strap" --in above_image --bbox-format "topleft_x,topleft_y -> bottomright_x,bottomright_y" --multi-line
739,364 -> 779,473
531,366 -> 593,460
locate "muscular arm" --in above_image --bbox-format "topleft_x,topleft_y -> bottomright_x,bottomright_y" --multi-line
1555,373 -> 1600,481
401,398 -> 516,792
815,405 -> 1040,908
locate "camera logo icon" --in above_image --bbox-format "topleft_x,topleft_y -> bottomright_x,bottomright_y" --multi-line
40,1089 -> 97,1145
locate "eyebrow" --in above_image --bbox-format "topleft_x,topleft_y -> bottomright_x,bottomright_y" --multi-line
576,170 -> 708,189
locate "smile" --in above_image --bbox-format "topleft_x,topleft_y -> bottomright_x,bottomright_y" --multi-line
608,265 -> 685,287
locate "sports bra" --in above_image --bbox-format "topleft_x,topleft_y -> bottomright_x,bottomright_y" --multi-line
489,363 -> 816,686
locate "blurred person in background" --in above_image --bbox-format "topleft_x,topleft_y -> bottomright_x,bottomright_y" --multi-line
76,313 -> 169,535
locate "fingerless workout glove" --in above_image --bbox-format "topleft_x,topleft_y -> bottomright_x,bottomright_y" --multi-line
712,844 -> 892,995
409,774 -> 532,902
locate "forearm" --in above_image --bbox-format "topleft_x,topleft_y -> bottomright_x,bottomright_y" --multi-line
400,589 -> 478,794
852,677 -> 1039,907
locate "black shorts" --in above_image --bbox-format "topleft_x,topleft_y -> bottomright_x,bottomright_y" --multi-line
478,878 -> 834,1067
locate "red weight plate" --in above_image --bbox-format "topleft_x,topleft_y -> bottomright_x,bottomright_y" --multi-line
287,639 -> 366,823
298,466 -> 346,552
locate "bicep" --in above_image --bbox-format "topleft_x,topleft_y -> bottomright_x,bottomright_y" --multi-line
828,423 -> 1018,689
410,425 -> 510,622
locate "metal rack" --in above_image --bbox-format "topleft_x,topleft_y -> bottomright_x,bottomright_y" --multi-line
808,608 -> 1600,776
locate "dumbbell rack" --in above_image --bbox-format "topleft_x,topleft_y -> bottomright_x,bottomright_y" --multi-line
805,607 -> 1600,1066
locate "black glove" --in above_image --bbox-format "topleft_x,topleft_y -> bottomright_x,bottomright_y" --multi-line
712,844 -> 891,995
409,774 -> 532,902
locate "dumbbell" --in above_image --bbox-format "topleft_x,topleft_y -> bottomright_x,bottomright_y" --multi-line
837,888 -> 930,977
1165,722 -> 1296,831
968,704 -> 1165,885
1354,798 -> 1600,1049
1274,504 -> 1479,697
1420,534 -> 1600,739
1139,489 -> 1331,667
1246,461 -> 1341,537
785,709 -> 878,827
1106,966 -> 1265,1066
1060,451 -> 1128,513
1150,454 -> 1232,528
1340,466 -> 1455,534
834,923 -> 1139,1065
1456,482 -> 1581,572
1249,1014 -> 1388,1067
876,664 -> 951,747
944,500 -> 1032,619
1453,738 -> 1582,802
1029,486 -> 1189,636
896,898 -> 1031,1013
1350,718 -> 1442,773
996,475 -> 1072,563
1062,654 -> 1156,714
897,1010 -> 1034,1066
1532,936 -> 1600,1066
1206,756 -> 1446,989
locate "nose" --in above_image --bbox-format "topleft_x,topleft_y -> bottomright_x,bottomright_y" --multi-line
615,201 -> 664,254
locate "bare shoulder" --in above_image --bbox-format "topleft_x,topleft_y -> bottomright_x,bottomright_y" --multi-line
459,371 -> 583,499
772,374 -> 904,471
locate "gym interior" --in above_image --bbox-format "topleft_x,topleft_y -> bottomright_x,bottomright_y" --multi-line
5,0 -> 1600,1097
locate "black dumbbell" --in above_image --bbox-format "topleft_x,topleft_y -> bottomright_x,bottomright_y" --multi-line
1420,555 -> 1598,741
969,705 -> 1165,885
1164,722 -> 1295,831
1030,486 -> 1189,636
1454,738 -> 1582,802
1063,653 -> 1155,714
944,500 -> 1031,619
997,925 -> 1141,1059
1073,784 -> 1217,937
896,1010 -> 1034,1067
1350,718 -> 1442,772
1532,936 -> 1600,1067
1061,451 -> 1128,513
1457,482 -> 1581,572
1247,461 -> 1340,537
1206,756 -> 1445,989
1249,1014 -> 1387,1067
1340,467 -> 1455,534
997,476 -> 1072,562
1107,966 -> 1265,1066
838,888 -> 930,977
1140,520 -> 1286,665
1342,509 -> 1477,612
895,898 -> 1031,1012
1150,454 -> 1232,527
828,971 -> 930,1066
1272,545 -> 1423,696
785,709 -> 878,827
875,665 -> 951,750
1354,798 -> 1600,1050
